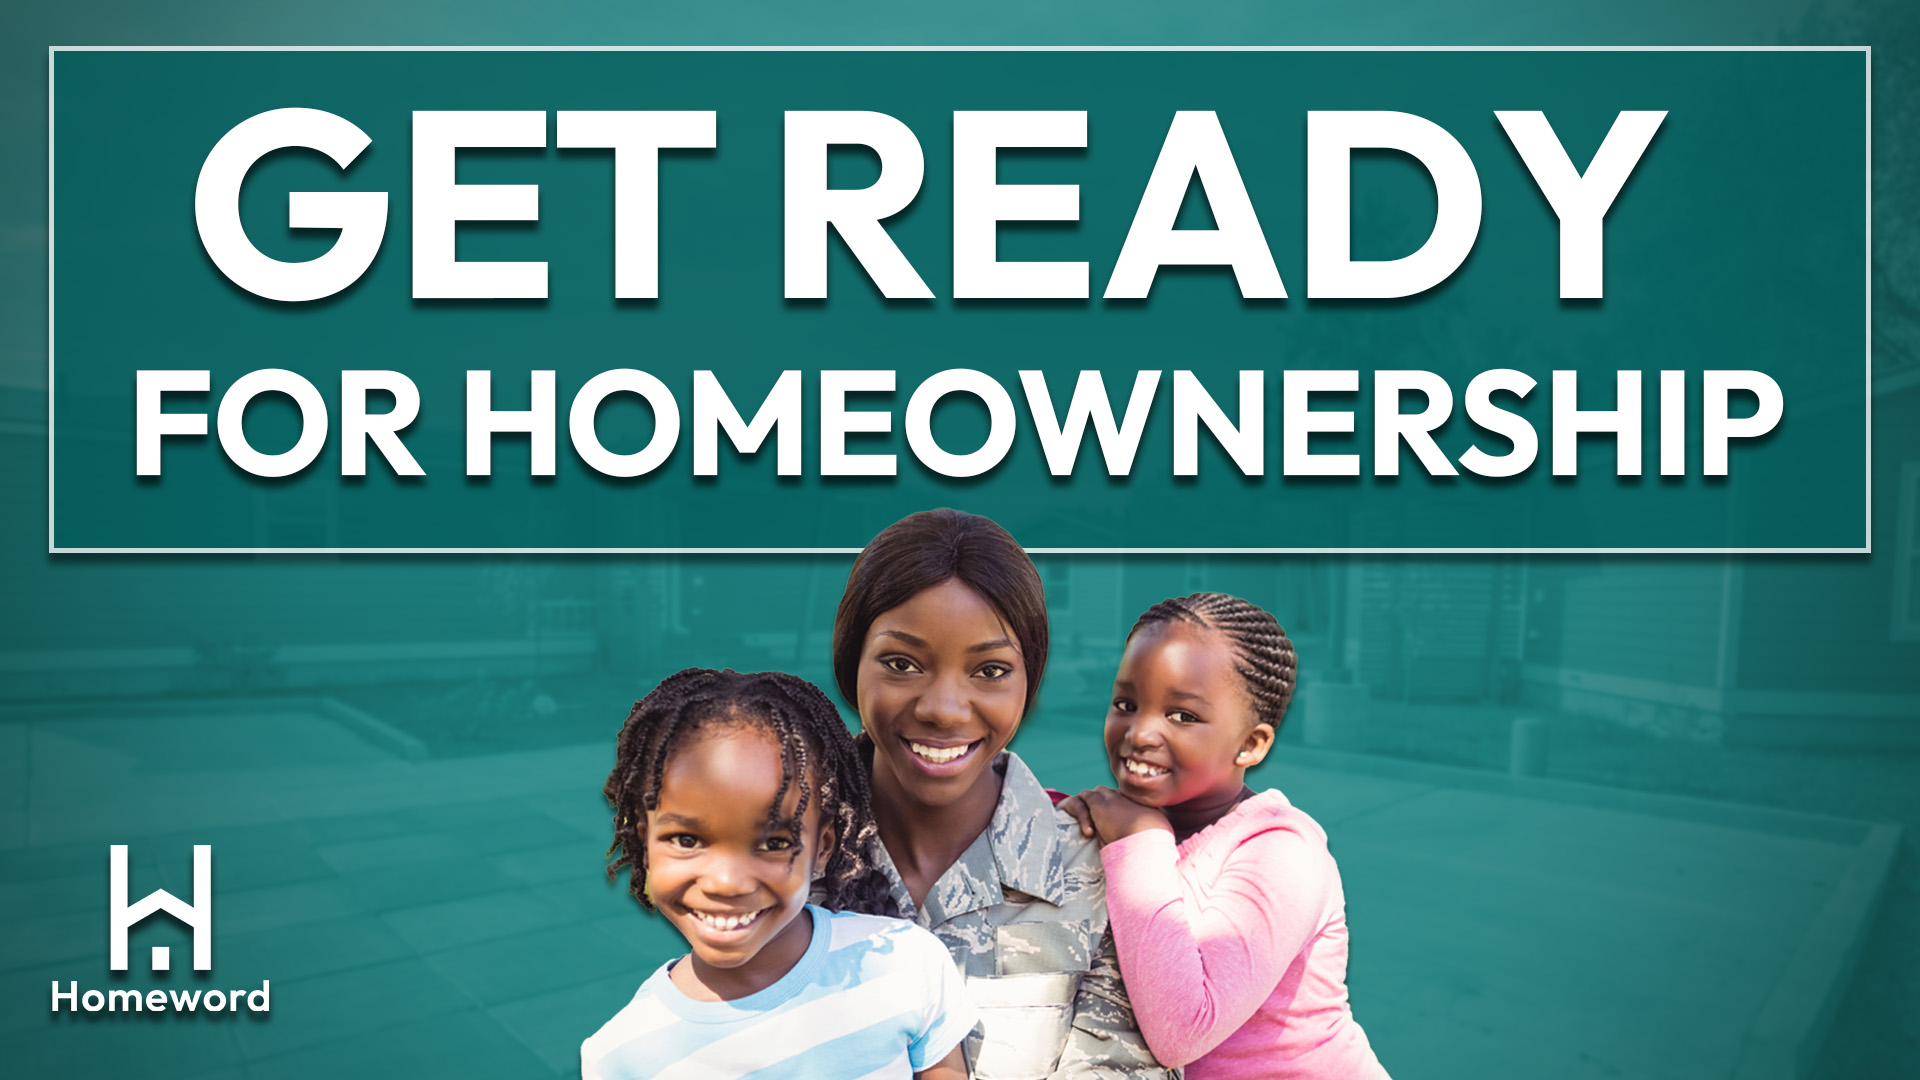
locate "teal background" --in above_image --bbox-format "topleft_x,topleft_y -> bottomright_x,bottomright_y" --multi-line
49,49 -> 1866,550
4,4 -> 1919,1080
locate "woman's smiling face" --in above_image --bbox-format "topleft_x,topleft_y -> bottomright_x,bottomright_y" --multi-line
856,578 -> 1028,809
1105,620 -> 1274,811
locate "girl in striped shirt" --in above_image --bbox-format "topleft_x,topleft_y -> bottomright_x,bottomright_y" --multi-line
585,668 -> 976,1080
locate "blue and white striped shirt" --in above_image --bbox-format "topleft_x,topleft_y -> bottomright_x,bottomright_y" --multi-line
583,906 -> 978,1080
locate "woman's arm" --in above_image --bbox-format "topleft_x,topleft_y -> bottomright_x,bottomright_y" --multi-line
1100,823 -> 1331,1067
1051,929 -> 1178,1079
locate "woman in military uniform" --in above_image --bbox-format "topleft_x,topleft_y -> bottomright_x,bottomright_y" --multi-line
830,509 -> 1172,1080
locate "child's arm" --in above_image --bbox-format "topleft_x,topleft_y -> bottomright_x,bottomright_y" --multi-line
914,1044 -> 969,1080
1101,821 -> 1333,1068
903,923 -> 980,1080
1063,787 -> 1172,846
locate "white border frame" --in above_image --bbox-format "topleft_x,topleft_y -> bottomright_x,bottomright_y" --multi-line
46,45 -> 1873,556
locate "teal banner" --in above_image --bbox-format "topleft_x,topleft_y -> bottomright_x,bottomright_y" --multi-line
50,48 -> 1867,551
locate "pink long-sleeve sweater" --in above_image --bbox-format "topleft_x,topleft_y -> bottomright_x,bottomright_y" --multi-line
1100,790 -> 1390,1080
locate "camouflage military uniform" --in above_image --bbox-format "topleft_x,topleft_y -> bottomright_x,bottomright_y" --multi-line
862,751 -> 1177,1080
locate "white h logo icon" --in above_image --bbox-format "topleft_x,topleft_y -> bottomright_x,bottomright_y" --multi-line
110,845 -> 212,972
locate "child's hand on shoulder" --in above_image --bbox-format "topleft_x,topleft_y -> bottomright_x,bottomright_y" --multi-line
1058,786 -> 1174,846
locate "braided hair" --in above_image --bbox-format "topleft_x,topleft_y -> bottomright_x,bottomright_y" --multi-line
1129,592 -> 1297,731
603,668 -> 895,917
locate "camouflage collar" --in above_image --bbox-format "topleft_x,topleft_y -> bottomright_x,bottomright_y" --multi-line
917,752 -> 1070,923
865,750 -> 1072,925
984,751 -> 1072,907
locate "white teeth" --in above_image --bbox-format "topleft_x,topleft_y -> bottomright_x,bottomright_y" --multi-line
909,741 -> 973,764
692,909 -> 763,932
1124,758 -> 1169,778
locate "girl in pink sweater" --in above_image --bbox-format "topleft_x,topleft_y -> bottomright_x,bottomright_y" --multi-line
1060,593 -> 1390,1080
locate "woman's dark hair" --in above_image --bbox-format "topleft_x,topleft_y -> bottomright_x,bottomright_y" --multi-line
831,508 -> 1049,715
1130,592 -> 1297,730
603,668 -> 893,916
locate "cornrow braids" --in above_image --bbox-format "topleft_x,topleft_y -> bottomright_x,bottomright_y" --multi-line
602,668 -> 896,917
1130,592 -> 1298,730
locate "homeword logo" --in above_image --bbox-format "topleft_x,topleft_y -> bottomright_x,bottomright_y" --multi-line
112,843 -> 209,971
49,844 -> 271,1015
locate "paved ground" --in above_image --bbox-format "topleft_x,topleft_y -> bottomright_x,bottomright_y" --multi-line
0,703 -> 1896,1080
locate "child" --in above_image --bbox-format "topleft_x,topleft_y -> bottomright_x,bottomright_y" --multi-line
1061,594 -> 1391,1080
583,668 -> 977,1080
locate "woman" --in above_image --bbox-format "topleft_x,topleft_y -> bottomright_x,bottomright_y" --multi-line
830,509 -> 1170,1080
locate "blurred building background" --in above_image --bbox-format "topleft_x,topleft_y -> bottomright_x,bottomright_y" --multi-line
2,366 -> 1917,1074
